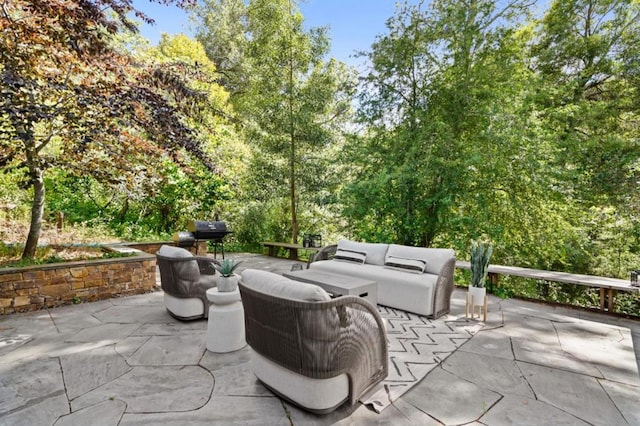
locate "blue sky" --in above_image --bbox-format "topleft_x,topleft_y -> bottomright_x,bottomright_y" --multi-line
131,0 -> 404,66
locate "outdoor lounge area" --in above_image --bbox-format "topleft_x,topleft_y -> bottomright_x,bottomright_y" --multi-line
1,253 -> 639,425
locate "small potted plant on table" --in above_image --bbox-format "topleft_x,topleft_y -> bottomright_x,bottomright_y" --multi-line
467,239 -> 493,320
214,259 -> 243,292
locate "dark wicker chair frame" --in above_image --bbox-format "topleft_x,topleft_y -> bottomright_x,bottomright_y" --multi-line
238,281 -> 388,413
309,244 -> 456,319
431,257 -> 456,318
156,253 -> 220,319
308,244 -> 338,264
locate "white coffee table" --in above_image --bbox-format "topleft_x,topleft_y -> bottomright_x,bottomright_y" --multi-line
205,287 -> 246,353
283,269 -> 377,306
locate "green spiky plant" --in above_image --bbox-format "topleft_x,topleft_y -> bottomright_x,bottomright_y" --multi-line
470,240 -> 494,288
214,259 -> 243,277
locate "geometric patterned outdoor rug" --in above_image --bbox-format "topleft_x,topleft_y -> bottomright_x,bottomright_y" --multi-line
360,305 -> 484,413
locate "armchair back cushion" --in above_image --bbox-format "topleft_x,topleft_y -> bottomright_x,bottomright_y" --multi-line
241,269 -> 330,302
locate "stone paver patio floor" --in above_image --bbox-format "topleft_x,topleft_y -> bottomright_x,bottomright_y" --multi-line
1,253 -> 639,425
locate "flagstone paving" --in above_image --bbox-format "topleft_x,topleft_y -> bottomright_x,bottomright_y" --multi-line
1,253 -> 639,425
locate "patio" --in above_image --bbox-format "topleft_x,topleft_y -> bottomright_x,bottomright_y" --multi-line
1,253 -> 639,425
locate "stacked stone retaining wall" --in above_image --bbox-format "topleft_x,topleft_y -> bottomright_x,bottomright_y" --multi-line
0,241 -> 209,315
0,253 -> 157,315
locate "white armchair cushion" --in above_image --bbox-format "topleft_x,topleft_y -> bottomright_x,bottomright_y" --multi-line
163,293 -> 204,318
252,351 -> 349,412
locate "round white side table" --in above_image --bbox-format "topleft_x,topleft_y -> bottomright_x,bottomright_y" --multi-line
205,287 -> 246,353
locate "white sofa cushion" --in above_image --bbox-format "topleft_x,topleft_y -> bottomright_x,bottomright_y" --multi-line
337,239 -> 388,266
309,260 -> 438,316
241,269 -> 331,302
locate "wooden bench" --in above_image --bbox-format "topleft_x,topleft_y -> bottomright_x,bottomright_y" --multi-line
262,242 -> 320,260
456,261 -> 639,312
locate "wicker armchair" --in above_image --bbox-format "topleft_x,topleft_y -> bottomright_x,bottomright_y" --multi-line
238,269 -> 388,414
156,245 -> 219,320
307,244 -> 337,267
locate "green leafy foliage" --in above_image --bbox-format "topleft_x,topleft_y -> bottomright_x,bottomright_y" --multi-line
213,258 -> 243,276
341,0 -> 640,291
2,0 -> 640,318
1,246 -> 134,269
1,0 -> 228,259
193,0 -> 355,244
470,240 -> 494,288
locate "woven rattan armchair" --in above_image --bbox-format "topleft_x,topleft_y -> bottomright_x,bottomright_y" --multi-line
238,271 -> 388,414
307,244 -> 337,266
156,245 -> 219,320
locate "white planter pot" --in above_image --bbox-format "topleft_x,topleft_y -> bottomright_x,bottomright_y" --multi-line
468,286 -> 486,305
217,274 -> 239,292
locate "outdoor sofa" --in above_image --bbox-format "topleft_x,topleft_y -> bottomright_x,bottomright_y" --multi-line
309,239 -> 456,318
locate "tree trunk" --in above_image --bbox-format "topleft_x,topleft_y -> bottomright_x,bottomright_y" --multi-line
22,167 -> 45,259
287,0 -> 298,245
290,134 -> 298,244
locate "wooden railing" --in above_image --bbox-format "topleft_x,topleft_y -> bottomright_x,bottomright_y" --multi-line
455,261 -> 639,312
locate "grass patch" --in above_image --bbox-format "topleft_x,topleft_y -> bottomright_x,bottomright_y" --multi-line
0,243 -> 136,269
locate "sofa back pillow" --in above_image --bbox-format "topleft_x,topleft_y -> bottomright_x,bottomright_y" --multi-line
386,245 -> 454,275
337,239 -> 388,266
384,255 -> 426,274
334,248 -> 367,264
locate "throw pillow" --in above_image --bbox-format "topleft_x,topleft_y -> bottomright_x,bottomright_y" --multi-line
337,239 -> 388,265
384,255 -> 426,274
334,248 -> 367,264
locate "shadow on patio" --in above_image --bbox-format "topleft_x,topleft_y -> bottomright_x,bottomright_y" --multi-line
1,253 -> 639,425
